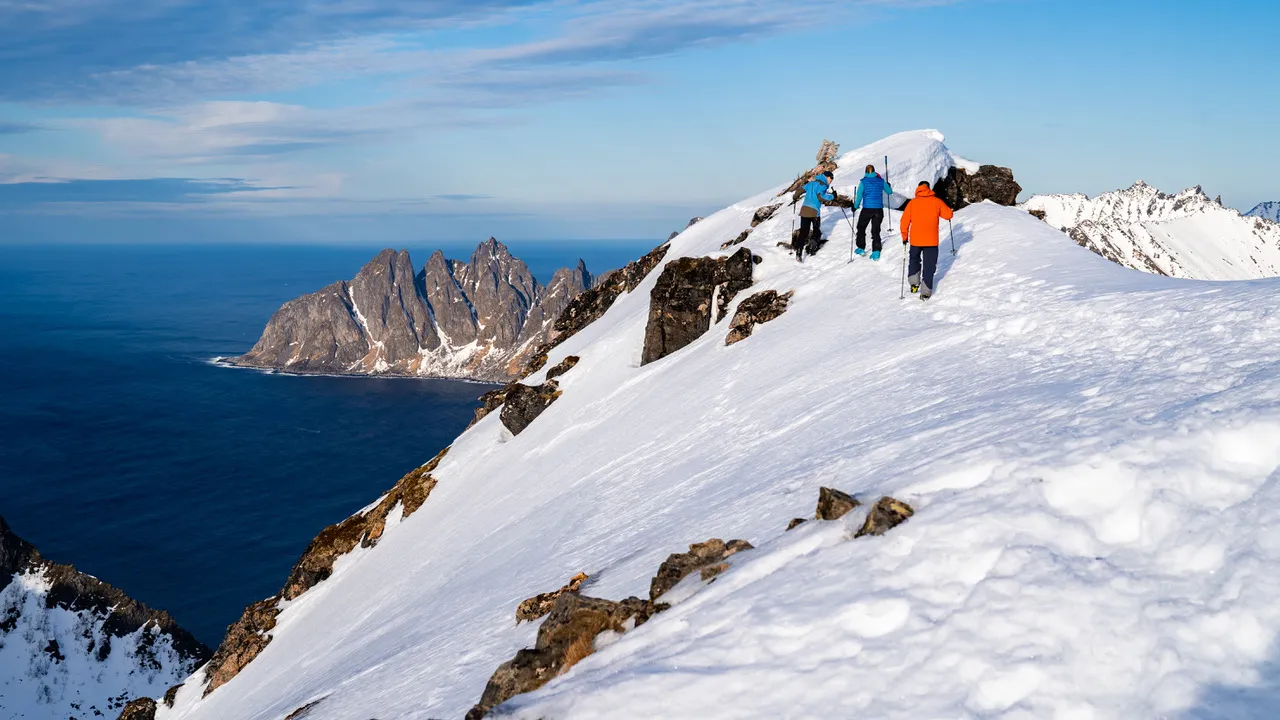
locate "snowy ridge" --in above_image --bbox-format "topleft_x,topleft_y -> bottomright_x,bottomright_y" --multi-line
1024,182 -> 1280,279
160,130 -> 1280,719
0,519 -> 207,719
1247,201 -> 1280,223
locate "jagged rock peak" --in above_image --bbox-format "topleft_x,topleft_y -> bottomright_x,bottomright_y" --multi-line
228,240 -> 594,382
0,516 -> 209,720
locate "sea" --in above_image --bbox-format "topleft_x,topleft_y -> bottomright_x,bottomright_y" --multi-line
0,241 -> 655,646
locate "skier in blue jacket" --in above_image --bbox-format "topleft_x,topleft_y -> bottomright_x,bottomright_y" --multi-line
852,164 -> 894,261
795,171 -> 835,262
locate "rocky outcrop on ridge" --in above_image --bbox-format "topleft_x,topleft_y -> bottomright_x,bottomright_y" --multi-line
0,516 -> 209,720
499,381 -> 563,436
227,240 -> 593,382
641,247 -> 758,365
725,289 -> 793,345
197,448 -> 449,698
933,164 -> 1022,209
649,538 -> 754,601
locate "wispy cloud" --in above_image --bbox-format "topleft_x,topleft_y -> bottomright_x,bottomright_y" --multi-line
0,121 -> 41,134
434,194 -> 492,201
0,177 -> 280,207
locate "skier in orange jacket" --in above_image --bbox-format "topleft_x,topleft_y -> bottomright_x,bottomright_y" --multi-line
900,181 -> 954,299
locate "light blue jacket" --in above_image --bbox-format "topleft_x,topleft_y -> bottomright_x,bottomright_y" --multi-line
803,175 -> 835,210
854,172 -> 894,210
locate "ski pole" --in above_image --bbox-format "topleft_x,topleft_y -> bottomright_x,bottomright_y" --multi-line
900,242 -> 908,300
840,206 -> 857,262
884,155 -> 893,234
948,218 -> 957,255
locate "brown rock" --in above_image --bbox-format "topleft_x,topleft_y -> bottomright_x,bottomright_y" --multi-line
117,698 -> 158,720
1028,208 -> 1047,221
545,355 -> 581,381
284,699 -> 325,719
470,594 -> 659,718
641,248 -> 757,365
700,563 -> 730,582
516,572 -> 589,623
933,165 -> 1022,210
725,290 -> 793,346
470,384 -> 514,427
854,497 -> 915,538
163,684 -> 181,708
649,538 -> 754,601
816,487 -> 860,521
202,597 -> 280,696
720,229 -> 752,249
751,203 -> 783,227
786,517 -> 807,531
499,381 -> 562,436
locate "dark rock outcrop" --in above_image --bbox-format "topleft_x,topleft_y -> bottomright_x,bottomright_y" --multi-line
816,487 -> 860,521
649,538 -> 754,602
516,572 -> 589,623
470,356 -> 579,429
284,699 -> 325,719
933,165 -> 1022,209
786,517 -> 808,531
855,497 -> 915,538
720,203 -> 786,249
1028,208 -> 1047,221
725,290 -> 793,346
524,242 -> 671,376
118,698 -> 158,720
229,240 -> 593,382
641,247 -> 757,365
544,355 -> 580,381
500,381 -> 562,436
200,448 -> 449,696
469,593 -> 661,719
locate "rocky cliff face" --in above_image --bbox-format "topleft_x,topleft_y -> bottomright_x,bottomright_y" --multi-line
228,239 -> 593,382
0,516 -> 209,720
1024,182 -> 1280,279
1247,201 -> 1280,223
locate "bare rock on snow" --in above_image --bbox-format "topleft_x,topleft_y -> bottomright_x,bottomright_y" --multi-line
544,355 -> 581,381
1028,208 -> 1048,221
649,538 -> 754,602
641,247 -> 757,366
201,449 -> 449,696
469,594 -> 661,719
202,597 -> 281,696
786,517 -> 808,531
500,381 -> 562,436
753,203 -> 783,227
471,384 -> 512,427
720,229 -> 752,249
163,683 -> 181,707
524,242 -> 671,376
726,290 -> 793,346
118,698 -> 158,720
700,562 -> 731,582
516,572 -> 589,623
934,165 -> 1022,209
855,497 -> 915,538
816,487 -> 860,521
284,699 -> 325,719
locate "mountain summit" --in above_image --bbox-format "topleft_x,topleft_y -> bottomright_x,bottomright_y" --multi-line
228,240 -> 593,382
1024,183 -> 1280,279
1247,201 -> 1280,223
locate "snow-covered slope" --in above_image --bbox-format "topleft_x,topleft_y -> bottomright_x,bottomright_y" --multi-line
159,130 -> 1280,720
1024,182 -> 1280,279
0,517 -> 208,720
1247,201 -> 1280,223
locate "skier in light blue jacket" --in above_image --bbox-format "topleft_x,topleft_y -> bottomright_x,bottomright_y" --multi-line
853,164 -> 894,261
795,171 -> 835,262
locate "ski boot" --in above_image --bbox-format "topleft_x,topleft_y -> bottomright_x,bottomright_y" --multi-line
854,247 -> 866,257
870,251 -> 881,261
910,284 -> 919,294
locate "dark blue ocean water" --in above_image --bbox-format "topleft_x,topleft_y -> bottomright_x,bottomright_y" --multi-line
0,241 -> 653,646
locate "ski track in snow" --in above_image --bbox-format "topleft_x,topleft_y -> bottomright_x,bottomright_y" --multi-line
160,131 -> 1280,720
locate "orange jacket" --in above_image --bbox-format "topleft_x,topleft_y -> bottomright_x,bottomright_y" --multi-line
900,186 -> 954,247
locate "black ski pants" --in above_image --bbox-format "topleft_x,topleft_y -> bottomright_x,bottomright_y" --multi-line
797,215 -> 821,254
856,208 -> 884,252
907,245 -> 939,295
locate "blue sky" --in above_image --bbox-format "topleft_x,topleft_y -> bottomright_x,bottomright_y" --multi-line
1,0 -> 1277,244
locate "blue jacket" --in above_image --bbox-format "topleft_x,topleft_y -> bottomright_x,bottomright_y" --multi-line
803,175 -> 835,210
854,172 -> 894,210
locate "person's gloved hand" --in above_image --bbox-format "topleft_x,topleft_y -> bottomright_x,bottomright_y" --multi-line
902,239 -> 909,246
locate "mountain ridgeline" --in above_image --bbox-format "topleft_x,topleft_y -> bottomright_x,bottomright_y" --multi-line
229,239 -> 594,382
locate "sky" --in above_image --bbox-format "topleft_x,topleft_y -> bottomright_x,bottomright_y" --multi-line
0,0 -> 1277,244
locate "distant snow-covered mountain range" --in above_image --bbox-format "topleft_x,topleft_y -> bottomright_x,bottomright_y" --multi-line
1247,201 -> 1280,223
1023,182 -> 1280,279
